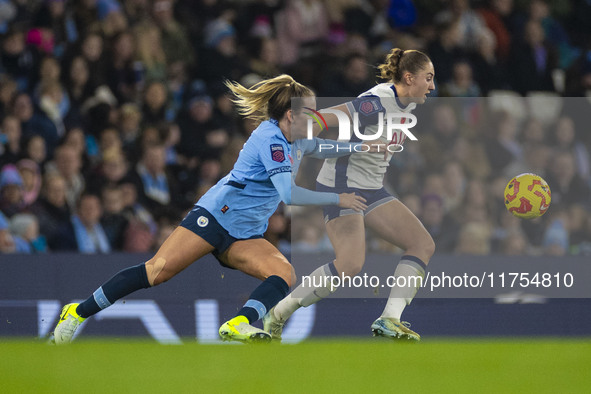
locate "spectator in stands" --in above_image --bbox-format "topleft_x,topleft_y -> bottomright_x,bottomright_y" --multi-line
567,204 -> 589,254
552,116 -> 590,181
442,160 -> 467,214
320,53 -> 373,97
35,56 -> 62,98
0,76 -> 17,120
509,19 -> 558,95
564,47 -> 591,96
455,221 -> 492,255
420,103 -> 461,173
166,61 -> 190,122
0,210 -> 31,253
98,127 -> 122,160
16,159 -> 41,208
470,28 -> 507,94
119,180 -> 156,252
100,184 -> 128,250
63,126 -> 93,171
478,0 -> 513,61
427,19 -> 465,86
10,213 -> 47,253
500,228 -> 529,255
435,0 -> 490,52
73,0 -> 100,38
0,27 -> 40,91
47,144 -> 85,210
0,115 -> 23,167
32,0 -> 77,59
0,164 -> 25,217
30,81 -> 67,155
152,216 -> 175,251
104,31 -> 136,103
442,60 -> 481,97
161,122 -> 180,166
31,172 -> 71,250
23,135 -> 47,167
77,32 -> 107,88
545,150 -> 591,208
542,209 -> 569,256
264,209 -> 291,254
248,37 -> 280,79
87,147 -> 128,195
199,18 -> 245,85
96,0 -> 128,39
11,92 -> 35,142
420,193 -> 459,253
64,55 -> 94,119
132,143 -> 181,218
276,0 -> 329,66
505,143 -> 551,180
151,0 -> 195,68
133,23 -> 167,82
141,81 -> 169,125
177,94 -> 228,162
453,179 -> 492,226
521,118 -> 546,146
484,111 -> 522,174
526,0 -> 577,69
65,193 -> 111,253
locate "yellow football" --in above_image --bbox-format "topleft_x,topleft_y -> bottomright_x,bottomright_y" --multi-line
504,173 -> 551,219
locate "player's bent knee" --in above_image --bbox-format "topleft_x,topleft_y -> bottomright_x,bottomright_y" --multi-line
335,259 -> 364,277
274,261 -> 297,287
423,235 -> 436,262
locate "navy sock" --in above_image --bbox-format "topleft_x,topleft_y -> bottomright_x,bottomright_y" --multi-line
76,263 -> 150,318
237,275 -> 290,324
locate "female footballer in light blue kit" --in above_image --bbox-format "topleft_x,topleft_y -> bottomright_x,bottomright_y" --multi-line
51,74 -> 375,344
267,49 -> 437,341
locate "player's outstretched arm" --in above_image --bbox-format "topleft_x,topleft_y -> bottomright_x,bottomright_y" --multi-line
270,172 -> 366,210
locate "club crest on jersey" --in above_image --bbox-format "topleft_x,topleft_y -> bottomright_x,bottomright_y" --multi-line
270,144 -> 285,162
197,216 -> 209,227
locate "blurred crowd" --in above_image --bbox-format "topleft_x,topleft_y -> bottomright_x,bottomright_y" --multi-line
0,0 -> 590,256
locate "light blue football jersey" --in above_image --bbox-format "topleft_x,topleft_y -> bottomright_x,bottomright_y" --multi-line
197,119 -> 291,239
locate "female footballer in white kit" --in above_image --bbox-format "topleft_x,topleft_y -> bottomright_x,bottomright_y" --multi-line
266,49 -> 436,341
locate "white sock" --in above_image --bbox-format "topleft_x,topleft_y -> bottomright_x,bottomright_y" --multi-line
381,256 -> 426,320
274,262 -> 338,320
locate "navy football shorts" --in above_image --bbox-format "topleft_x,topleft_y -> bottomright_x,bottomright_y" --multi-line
180,206 -> 263,266
316,183 -> 396,223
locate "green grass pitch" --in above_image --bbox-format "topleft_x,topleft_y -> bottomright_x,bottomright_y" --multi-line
1,338 -> 590,393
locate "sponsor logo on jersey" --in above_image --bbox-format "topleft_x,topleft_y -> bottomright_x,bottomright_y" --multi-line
221,205 -> 229,214
359,99 -> 381,115
270,144 -> 285,162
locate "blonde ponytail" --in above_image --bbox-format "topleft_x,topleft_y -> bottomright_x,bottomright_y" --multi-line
225,74 -> 314,124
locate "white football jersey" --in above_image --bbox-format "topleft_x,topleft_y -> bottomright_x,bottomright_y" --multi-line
316,83 -> 416,189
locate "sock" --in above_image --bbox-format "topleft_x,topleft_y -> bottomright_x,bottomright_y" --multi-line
236,275 -> 289,324
381,255 -> 427,320
76,263 -> 150,318
274,262 -> 339,320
